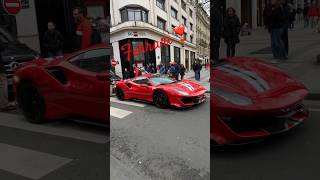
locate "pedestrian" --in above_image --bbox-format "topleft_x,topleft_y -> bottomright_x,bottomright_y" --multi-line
308,1 -> 320,29
179,64 -> 186,80
289,8 -> 296,29
133,64 -> 141,77
89,17 -> 102,45
168,62 -> 176,79
160,63 -> 166,74
151,63 -> 157,73
223,7 -> 241,57
43,21 -> 64,57
192,61 -> 200,81
303,3 -> 310,28
123,68 -> 130,80
97,18 -> 109,44
264,0 -> 288,62
282,0 -> 291,55
211,0 -> 223,65
296,5 -> 303,22
173,62 -> 180,80
73,7 -> 93,50
0,44 -> 9,110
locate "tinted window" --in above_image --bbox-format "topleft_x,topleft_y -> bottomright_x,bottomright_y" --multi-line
133,77 -> 150,85
70,48 -> 110,73
150,75 -> 175,86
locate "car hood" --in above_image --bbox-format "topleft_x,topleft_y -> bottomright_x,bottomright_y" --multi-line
159,79 -> 205,94
1,43 -> 37,63
213,57 -> 307,98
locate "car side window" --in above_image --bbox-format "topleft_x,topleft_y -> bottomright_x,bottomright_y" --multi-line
133,77 -> 150,85
69,48 -> 110,73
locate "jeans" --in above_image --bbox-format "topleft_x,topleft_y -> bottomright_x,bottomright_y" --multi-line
270,28 -> 287,59
195,70 -> 200,81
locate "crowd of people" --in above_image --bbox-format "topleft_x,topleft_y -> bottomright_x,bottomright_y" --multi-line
303,1 -> 320,32
122,60 -> 204,82
42,6 -> 109,57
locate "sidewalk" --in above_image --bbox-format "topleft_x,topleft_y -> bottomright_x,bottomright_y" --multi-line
220,24 -> 320,100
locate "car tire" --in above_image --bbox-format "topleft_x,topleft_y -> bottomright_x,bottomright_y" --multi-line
115,88 -> 124,101
153,91 -> 169,109
17,82 -> 46,123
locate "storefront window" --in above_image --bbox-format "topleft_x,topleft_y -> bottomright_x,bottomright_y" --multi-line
120,7 -> 148,23
190,51 -> 195,65
161,45 -> 170,65
185,50 -> 189,70
87,6 -> 105,18
174,47 -> 180,64
132,40 -> 145,62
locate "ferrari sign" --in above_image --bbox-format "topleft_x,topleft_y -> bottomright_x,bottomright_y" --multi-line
2,0 -> 21,15
111,59 -> 117,67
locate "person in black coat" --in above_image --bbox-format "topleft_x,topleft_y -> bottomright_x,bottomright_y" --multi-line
179,64 -> 186,80
43,21 -> 64,57
223,7 -> 241,57
211,1 -> 223,64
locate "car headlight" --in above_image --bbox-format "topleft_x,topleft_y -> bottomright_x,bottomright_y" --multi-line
213,88 -> 253,106
172,88 -> 189,96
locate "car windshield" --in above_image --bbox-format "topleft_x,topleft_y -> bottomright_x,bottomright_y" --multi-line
150,75 -> 176,86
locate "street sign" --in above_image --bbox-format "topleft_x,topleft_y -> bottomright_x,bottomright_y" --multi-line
111,59 -> 117,67
2,0 -> 21,15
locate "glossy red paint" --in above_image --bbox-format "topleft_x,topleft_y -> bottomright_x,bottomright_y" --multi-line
13,44 -> 110,123
115,74 -> 207,108
211,57 -> 309,145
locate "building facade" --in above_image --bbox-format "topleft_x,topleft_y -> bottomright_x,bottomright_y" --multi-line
110,0 -> 197,77
196,3 -> 210,65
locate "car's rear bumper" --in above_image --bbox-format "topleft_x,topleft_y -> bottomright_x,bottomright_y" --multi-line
211,103 -> 309,145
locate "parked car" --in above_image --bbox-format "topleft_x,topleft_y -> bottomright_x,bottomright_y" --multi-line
13,44 -> 110,123
0,26 -> 38,100
211,57 -> 309,145
115,74 -> 207,108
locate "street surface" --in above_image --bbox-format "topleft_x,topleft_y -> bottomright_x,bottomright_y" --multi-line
213,24 -> 320,180
110,70 -> 210,180
0,112 -> 108,180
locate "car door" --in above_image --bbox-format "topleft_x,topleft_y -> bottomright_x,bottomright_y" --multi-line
61,48 -> 109,123
130,77 -> 153,101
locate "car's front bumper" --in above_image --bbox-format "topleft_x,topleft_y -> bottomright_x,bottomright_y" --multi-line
169,90 -> 207,108
211,103 -> 309,145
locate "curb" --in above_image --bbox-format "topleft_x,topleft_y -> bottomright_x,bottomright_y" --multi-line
306,93 -> 320,101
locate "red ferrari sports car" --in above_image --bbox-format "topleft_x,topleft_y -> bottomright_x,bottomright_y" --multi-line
13,44 -> 110,123
211,57 -> 309,145
114,74 -> 207,108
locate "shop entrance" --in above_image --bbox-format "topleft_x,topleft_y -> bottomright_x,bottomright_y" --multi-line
119,39 -> 156,77
34,0 -> 85,56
